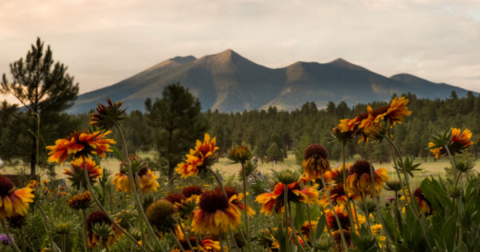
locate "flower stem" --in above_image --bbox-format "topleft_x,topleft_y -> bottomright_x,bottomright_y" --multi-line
319,207 -> 339,252
36,204 -> 55,252
81,155 -> 149,252
19,227 -> 26,252
179,224 -> 195,252
283,185 -> 291,252
319,172 -> 348,250
81,209 -> 89,252
0,219 -> 21,252
170,229 -> 186,252
287,203 -> 307,252
241,162 -> 253,252
113,122 -> 165,251
341,142 -> 356,232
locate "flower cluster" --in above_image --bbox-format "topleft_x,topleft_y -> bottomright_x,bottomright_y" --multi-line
176,134 -> 219,178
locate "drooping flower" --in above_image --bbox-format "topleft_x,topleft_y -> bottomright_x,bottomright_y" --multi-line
228,145 -> 252,164
428,128 -> 473,158
86,211 -> 122,248
255,180 -> 320,215
67,191 -> 92,210
302,144 -> 331,179
64,157 -> 102,189
192,189 -> 241,234
112,155 -> 159,193
47,131 -> 116,165
346,160 -> 388,198
413,187 -> 433,216
217,186 -> 255,216
176,134 -> 219,178
0,176 -> 34,218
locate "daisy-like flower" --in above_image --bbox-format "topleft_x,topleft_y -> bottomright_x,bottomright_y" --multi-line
302,144 -> 331,179
217,186 -> 255,216
112,156 -> 159,193
300,220 -> 317,242
320,184 -> 349,207
346,160 -> 388,198
255,180 -> 320,215
383,96 -> 412,126
47,131 -> 116,165
182,185 -> 203,201
64,157 -> 102,189
67,191 -> 92,210
192,189 -> 241,234
429,128 -> 473,158
176,133 -> 219,178
333,229 -> 354,251
0,176 -> 34,218
86,211 -> 122,248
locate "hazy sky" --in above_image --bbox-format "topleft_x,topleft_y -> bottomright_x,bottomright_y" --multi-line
1,0 -> 479,103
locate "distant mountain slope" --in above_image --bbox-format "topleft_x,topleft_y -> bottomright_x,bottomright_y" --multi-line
68,49 -> 476,113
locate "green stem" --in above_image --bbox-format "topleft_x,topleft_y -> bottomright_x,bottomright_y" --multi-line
305,204 -> 314,244
171,229 -> 187,252
179,224 -> 195,252
81,156 -> 149,252
113,122 -> 165,252
351,201 -> 361,231
287,203 -> 307,252
36,205 -> 55,252
341,142 -> 357,232
283,184 -> 291,252
0,219 -> 21,252
81,210 -> 89,252
219,234 -> 226,252
319,171 -> 349,249
361,192 -> 372,234
319,207 -> 339,252
19,227 -> 26,252
241,162 -> 253,252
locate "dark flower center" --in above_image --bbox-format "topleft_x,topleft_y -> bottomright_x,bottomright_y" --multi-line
166,193 -> 186,204
199,190 -> 229,213
350,160 -> 373,176
182,185 -> 203,198
303,144 -> 328,160
0,176 -> 15,197
86,211 -> 110,238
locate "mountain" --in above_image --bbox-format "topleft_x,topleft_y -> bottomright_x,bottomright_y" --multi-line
68,49 -> 475,113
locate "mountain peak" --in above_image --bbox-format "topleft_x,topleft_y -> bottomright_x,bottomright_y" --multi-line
328,58 -> 364,71
170,55 -> 197,64
146,55 -> 196,71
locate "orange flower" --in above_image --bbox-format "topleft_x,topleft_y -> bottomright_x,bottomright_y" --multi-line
255,181 -> 319,215
302,144 -> 331,179
218,186 -> 255,217
320,184 -> 349,207
192,190 -> 241,234
86,211 -> 122,248
384,96 -> 412,126
112,156 -> 159,193
0,176 -> 34,218
413,188 -> 433,216
47,131 -> 116,165
346,160 -> 388,198
428,128 -> 473,158
325,205 -> 365,231
176,134 -> 219,178
64,157 -> 102,189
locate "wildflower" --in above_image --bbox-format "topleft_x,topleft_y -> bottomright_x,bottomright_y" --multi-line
26,180 -> 38,190
0,234 -> 12,245
166,193 -> 187,206
383,96 -> 412,126
112,156 -> 159,193
384,180 -> 403,192
116,210 -> 136,229
332,126 -> 354,143
320,184 -> 349,207
90,98 -> 126,130
64,157 -> 102,189
414,188 -> 433,216
255,180 -> 319,215
300,221 -> 317,242
67,191 -> 92,210
302,144 -> 331,179
228,145 -> 252,163
86,211 -> 122,248
47,131 -> 116,165
218,186 -> 255,216
192,189 -> 241,234
371,224 -> 383,235
176,134 -> 219,178
333,229 -> 354,250
346,160 -> 388,198
146,199 -> 177,232
429,128 -> 473,158
0,176 -> 34,218
182,185 -> 203,201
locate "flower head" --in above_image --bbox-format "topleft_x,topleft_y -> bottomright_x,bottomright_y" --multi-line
64,157 -> 102,189
414,187 -> 433,216
47,131 -> 116,165
192,189 -> 241,234
255,179 -> 319,215
326,205 -> 364,231
302,144 -> 331,179
67,191 -> 92,210
228,145 -> 252,163
217,186 -> 255,216
176,134 -> 219,178
112,155 -> 159,193
90,98 -> 126,130
428,128 -> 473,158
146,199 -> 177,232
0,176 -> 34,218
0,234 -> 12,245
86,211 -> 122,248
346,160 -> 388,198
182,185 -> 203,199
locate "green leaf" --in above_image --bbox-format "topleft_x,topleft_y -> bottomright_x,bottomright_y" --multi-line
438,213 -> 457,251
314,214 -> 326,242
111,146 -> 123,161
293,203 -> 306,229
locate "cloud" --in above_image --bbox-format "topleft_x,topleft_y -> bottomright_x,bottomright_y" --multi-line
0,0 -> 479,103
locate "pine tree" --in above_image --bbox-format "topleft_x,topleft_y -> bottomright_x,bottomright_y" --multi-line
0,38 -> 79,175
145,83 -> 208,185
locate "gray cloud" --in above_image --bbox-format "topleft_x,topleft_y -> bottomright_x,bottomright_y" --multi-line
1,0 -> 479,104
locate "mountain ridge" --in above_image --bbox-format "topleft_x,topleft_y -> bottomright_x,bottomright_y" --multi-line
68,49 -> 476,113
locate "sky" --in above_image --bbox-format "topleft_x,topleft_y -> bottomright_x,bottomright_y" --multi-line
1,0 -> 480,104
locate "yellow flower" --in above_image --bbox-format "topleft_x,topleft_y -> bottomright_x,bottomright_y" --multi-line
371,224 -> 383,235
112,156 -> 159,193
302,144 -> 331,179
428,128 -> 473,158
384,96 -> 412,126
176,134 -> 219,178
64,157 -> 102,189
219,186 -> 255,217
0,176 -> 34,218
192,190 -> 241,234
47,131 -> 116,165
67,191 -> 92,210
86,211 -> 122,248
325,205 -> 365,231
346,160 -> 388,198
